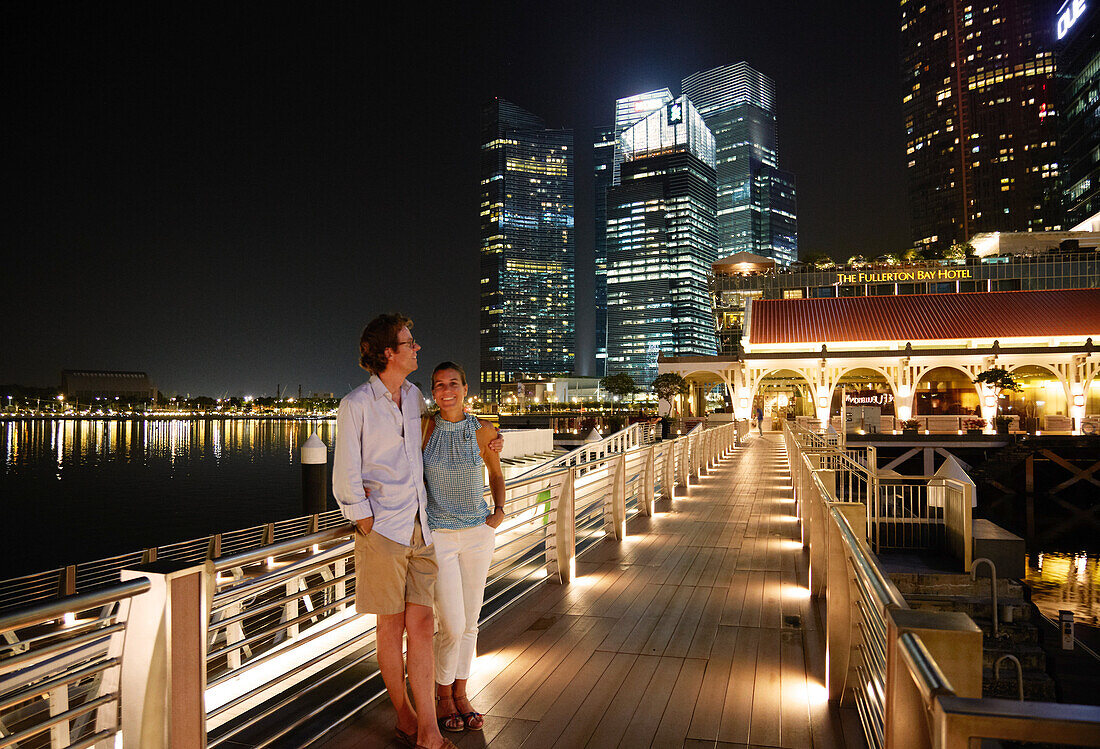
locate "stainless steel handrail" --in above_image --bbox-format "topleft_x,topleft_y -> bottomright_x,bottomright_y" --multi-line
0,577 -> 150,633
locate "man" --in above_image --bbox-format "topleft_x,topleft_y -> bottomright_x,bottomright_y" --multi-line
332,314 -> 452,749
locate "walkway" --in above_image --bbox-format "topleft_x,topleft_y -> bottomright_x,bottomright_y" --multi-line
317,434 -> 858,749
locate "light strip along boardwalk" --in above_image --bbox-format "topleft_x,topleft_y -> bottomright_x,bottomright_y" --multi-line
317,434 -> 857,749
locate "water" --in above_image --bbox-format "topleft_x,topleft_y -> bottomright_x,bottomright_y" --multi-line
2,418 -> 336,578
1027,551 -> 1100,627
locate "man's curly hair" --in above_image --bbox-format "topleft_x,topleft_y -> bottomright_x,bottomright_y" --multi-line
359,314 -> 413,374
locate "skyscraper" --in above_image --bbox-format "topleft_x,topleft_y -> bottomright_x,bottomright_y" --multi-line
1058,0 -> 1100,228
593,126 -> 615,375
899,0 -> 1061,251
605,97 -> 719,384
682,63 -> 797,264
479,99 -> 575,405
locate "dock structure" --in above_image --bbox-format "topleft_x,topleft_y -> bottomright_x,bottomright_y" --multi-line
317,434 -> 850,749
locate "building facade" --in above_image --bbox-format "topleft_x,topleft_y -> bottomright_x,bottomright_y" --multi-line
900,0 -> 1061,251
479,99 -> 575,404
1058,0 -> 1100,228
593,126 -> 616,375
606,97 -> 719,385
682,63 -> 797,264
712,246 -> 1100,354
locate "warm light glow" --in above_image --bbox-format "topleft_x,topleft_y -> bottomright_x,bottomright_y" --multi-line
786,584 -> 811,599
817,396 -> 827,408
1074,395 -> 1085,406
808,680 -> 829,706
63,612 -> 76,626
984,395 -> 996,407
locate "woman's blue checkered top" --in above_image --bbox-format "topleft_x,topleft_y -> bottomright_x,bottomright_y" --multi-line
423,413 -> 489,531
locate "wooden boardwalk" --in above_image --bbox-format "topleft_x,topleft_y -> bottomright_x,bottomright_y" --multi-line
316,434 -> 858,749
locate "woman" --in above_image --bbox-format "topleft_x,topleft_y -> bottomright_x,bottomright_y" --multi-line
422,361 -> 505,732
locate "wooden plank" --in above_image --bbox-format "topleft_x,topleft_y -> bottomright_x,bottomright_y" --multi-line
760,570 -> 782,630
528,651 -> 637,749
597,582 -> 661,652
649,657 -> 707,747
488,615 -> 601,718
515,650 -> 615,749
512,616 -> 617,722
686,624 -> 738,741
748,627 -> 782,746
738,570 -> 766,628
718,626 -> 758,745
684,585 -> 727,660
780,628 -> 812,748
663,584 -> 712,659
614,656 -> 683,748
618,583 -> 678,654
583,654 -> 661,747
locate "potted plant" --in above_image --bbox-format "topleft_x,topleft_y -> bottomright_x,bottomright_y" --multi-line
974,368 -> 1022,435
962,417 -> 986,435
901,418 -> 921,435
994,414 -> 1012,434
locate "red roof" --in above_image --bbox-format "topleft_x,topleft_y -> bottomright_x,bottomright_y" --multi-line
748,288 -> 1100,345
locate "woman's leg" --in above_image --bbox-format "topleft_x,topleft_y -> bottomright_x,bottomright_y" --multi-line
451,524 -> 496,725
431,531 -> 465,692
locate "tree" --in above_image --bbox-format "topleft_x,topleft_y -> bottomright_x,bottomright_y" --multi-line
973,368 -> 1022,423
944,241 -> 975,261
901,247 -> 924,263
600,372 -> 638,414
846,254 -> 869,267
801,252 -> 834,269
651,373 -> 689,415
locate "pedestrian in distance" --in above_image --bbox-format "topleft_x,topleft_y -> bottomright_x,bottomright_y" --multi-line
755,404 -> 764,436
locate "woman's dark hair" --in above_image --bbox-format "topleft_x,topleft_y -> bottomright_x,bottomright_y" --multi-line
359,313 -> 413,374
431,361 -> 467,387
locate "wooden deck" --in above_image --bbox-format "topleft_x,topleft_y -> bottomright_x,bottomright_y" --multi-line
316,434 -> 859,749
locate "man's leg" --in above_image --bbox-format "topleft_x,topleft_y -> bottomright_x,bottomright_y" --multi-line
405,602 -> 444,747
376,611 -> 418,736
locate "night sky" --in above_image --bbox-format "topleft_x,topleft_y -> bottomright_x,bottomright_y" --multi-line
4,2 -> 909,397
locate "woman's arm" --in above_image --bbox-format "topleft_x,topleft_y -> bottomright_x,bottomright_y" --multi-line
477,419 -> 506,528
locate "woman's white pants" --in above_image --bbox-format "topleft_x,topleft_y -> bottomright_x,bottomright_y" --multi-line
432,523 -> 495,684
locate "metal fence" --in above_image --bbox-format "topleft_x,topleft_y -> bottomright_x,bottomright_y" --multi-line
783,420 -> 1100,749
0,420 -> 738,747
0,578 -> 150,749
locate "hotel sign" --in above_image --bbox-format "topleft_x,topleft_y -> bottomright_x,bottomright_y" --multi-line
1058,0 -> 1087,39
836,268 -> 972,284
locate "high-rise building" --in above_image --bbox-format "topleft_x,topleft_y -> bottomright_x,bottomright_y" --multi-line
612,89 -> 674,186
593,126 -> 615,375
605,97 -> 719,384
1058,0 -> 1100,227
479,99 -> 575,405
899,0 -> 1061,251
682,63 -> 798,264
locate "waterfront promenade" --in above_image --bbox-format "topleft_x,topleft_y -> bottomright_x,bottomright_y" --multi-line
317,434 -> 853,749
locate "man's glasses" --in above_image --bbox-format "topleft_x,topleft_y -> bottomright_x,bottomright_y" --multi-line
396,338 -> 416,348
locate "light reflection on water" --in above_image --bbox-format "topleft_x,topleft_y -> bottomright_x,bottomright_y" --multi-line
1026,552 -> 1100,625
2,417 -> 337,578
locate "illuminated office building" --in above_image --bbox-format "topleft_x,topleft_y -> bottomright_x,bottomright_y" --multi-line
899,0 -> 1061,251
479,99 -> 575,405
682,63 -> 797,264
593,126 -> 615,375
612,89 -> 674,186
606,96 -> 719,384
1058,0 -> 1100,227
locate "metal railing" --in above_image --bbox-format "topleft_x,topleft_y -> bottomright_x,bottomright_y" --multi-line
0,420 -> 739,747
784,420 -> 1100,749
511,420 -> 657,480
0,578 -> 150,749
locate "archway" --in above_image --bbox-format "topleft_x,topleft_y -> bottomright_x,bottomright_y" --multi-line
753,369 -> 815,431
914,366 -> 982,416
1005,365 -> 1068,430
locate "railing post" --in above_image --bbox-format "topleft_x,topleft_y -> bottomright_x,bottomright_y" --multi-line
885,609 -> 983,749
548,468 -> 576,583
662,441 -> 675,499
825,517 -> 855,703
121,560 -> 214,749
642,445 -> 656,516
678,438 -> 690,489
609,454 -> 627,541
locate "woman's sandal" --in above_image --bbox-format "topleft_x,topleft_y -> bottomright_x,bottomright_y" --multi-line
416,740 -> 459,749
459,711 -> 484,731
394,725 -> 417,748
435,696 -> 464,733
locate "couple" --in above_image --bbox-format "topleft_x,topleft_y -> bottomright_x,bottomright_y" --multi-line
333,313 -> 506,749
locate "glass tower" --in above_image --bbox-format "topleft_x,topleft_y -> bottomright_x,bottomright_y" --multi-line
479,99 -> 575,404
899,0 -> 1061,251
682,63 -> 798,264
1058,0 -> 1100,227
606,97 -> 719,384
593,126 -> 615,375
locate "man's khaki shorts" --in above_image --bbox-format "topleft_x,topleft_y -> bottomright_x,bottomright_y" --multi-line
354,521 -> 437,615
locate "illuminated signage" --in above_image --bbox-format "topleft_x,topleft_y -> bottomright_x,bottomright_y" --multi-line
845,392 -> 894,407
836,268 -> 973,284
667,101 -> 683,125
1058,0 -> 1087,39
